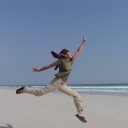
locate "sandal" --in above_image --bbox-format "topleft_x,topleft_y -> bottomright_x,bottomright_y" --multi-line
76,114 -> 87,123
16,87 -> 25,94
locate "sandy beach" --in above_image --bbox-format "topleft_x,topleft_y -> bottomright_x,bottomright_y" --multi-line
0,88 -> 128,128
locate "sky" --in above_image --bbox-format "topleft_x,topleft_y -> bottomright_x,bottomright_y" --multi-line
0,0 -> 128,85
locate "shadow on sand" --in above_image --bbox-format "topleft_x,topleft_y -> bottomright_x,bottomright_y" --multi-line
0,124 -> 13,128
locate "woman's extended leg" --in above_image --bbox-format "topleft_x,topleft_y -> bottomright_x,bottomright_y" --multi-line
23,84 -> 57,96
16,78 -> 58,96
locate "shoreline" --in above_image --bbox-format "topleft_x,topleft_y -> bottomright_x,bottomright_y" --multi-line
1,86 -> 128,96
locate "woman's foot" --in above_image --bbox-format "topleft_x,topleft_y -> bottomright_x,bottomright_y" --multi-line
76,114 -> 87,123
16,87 -> 25,94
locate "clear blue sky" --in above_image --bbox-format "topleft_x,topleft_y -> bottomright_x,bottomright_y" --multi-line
0,0 -> 128,85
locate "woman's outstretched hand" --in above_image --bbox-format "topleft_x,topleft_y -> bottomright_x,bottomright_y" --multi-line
32,67 -> 40,72
82,36 -> 87,44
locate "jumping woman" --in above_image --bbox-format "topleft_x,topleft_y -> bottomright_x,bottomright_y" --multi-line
16,36 -> 87,123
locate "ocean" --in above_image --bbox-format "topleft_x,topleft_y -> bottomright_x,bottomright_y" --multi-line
0,83 -> 128,95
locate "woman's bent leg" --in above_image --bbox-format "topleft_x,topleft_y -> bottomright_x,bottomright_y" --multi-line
59,84 -> 86,114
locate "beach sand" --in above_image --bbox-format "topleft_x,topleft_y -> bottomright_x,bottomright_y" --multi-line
0,88 -> 128,128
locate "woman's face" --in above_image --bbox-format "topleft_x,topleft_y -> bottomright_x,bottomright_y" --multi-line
66,51 -> 73,59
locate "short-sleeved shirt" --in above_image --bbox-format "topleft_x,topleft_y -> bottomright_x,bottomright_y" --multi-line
56,59 -> 74,82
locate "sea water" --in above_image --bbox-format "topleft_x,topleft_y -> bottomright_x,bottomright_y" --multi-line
69,83 -> 128,94
0,83 -> 128,95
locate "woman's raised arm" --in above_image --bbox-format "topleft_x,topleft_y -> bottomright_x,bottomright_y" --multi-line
73,36 -> 87,61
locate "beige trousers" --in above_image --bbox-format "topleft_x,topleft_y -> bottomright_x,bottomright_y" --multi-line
23,78 -> 86,114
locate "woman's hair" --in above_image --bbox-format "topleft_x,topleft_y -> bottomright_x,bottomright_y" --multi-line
51,51 -> 66,59
51,49 -> 69,70
59,49 -> 69,54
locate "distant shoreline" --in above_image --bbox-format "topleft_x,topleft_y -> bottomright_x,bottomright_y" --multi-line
0,84 -> 128,96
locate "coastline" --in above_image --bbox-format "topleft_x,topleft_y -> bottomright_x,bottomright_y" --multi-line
1,85 -> 128,96
0,88 -> 128,128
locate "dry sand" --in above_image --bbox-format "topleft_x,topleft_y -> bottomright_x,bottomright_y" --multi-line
0,88 -> 128,128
